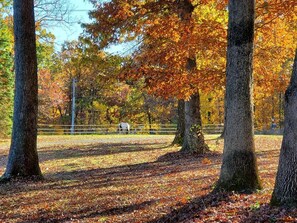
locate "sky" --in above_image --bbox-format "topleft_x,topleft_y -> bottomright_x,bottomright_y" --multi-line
46,0 -> 132,55
47,0 -> 94,50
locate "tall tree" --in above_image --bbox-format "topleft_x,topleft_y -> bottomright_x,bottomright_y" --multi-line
271,49 -> 297,206
215,0 -> 261,192
177,0 -> 209,153
1,0 -> 42,181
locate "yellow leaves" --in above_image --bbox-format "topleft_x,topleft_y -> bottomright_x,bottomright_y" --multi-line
114,2 -> 135,20
171,32 -> 181,42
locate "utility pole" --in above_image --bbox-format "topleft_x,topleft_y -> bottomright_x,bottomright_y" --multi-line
70,78 -> 76,134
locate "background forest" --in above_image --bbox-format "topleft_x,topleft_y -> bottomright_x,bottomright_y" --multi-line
0,0 -> 296,137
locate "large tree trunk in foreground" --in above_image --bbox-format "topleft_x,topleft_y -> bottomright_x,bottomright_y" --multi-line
181,92 -> 209,154
271,50 -> 297,207
216,0 -> 261,192
1,0 -> 42,181
172,99 -> 185,145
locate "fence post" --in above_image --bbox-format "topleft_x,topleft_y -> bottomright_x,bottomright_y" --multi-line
70,78 -> 76,135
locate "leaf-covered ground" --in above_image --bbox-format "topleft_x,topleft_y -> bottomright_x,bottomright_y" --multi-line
0,135 -> 297,222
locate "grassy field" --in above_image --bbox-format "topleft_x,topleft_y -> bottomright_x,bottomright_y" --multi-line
0,135 -> 296,222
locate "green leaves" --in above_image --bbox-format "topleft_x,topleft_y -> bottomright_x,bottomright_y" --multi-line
0,10 -> 13,137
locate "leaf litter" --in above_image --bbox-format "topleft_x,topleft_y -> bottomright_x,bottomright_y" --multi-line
0,135 -> 296,222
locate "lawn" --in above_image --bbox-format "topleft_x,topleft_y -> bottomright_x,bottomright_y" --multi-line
0,135 -> 296,222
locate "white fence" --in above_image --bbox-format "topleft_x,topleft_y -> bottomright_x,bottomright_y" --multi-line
37,124 -> 224,135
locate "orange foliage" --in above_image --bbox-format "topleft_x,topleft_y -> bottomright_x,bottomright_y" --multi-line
38,69 -> 69,123
87,0 -> 227,100
86,0 -> 296,129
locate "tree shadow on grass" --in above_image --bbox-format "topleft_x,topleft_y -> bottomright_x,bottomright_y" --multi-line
36,142 -> 171,163
157,150 -> 221,163
238,203 -> 297,223
148,191 -> 232,223
0,149 -> 223,222
41,150 -> 221,191
18,200 -> 157,223
0,149 -> 222,194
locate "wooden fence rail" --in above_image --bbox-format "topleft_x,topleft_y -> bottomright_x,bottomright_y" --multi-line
37,124 -> 224,135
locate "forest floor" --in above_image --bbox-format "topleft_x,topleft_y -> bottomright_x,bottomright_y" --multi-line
0,135 -> 297,223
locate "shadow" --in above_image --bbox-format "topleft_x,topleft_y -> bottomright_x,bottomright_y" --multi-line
0,149 -> 221,198
147,191 -> 231,223
0,137 -> 225,222
0,141 -> 171,170
256,149 -> 280,158
239,204 -> 297,223
37,142 -> 171,163
20,200 -> 157,223
157,150 -> 221,163
41,152 -> 220,191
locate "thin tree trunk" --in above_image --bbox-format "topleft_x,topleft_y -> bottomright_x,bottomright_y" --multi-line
271,49 -> 297,206
1,0 -> 42,181
181,92 -> 209,154
172,99 -> 185,145
215,0 -> 261,192
218,114 -> 226,139
147,109 -> 152,133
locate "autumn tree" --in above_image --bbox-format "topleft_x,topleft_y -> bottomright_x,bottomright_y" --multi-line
215,0 -> 261,192
56,39 -> 144,125
38,68 -> 69,124
86,0 -> 227,153
270,49 -> 297,206
253,1 -> 296,131
176,1 -> 207,153
1,0 -> 42,181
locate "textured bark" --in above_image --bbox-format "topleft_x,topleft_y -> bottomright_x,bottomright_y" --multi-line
271,50 -> 297,207
216,0 -> 261,192
172,99 -> 185,145
181,93 -> 209,154
1,0 -> 42,181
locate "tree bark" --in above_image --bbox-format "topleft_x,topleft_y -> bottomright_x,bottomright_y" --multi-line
1,0 -> 42,181
172,99 -> 185,145
215,0 -> 261,192
271,49 -> 297,207
181,92 -> 209,154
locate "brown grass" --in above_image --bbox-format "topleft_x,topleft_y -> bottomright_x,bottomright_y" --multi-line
0,135 -> 296,223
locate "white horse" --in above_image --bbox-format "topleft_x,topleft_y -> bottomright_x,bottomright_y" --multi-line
118,122 -> 130,134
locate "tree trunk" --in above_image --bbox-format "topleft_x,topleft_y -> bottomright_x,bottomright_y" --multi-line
219,113 -> 226,139
215,0 -> 261,192
271,49 -> 297,206
1,0 -> 42,181
172,99 -> 185,145
147,109 -> 153,133
181,92 -> 209,154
